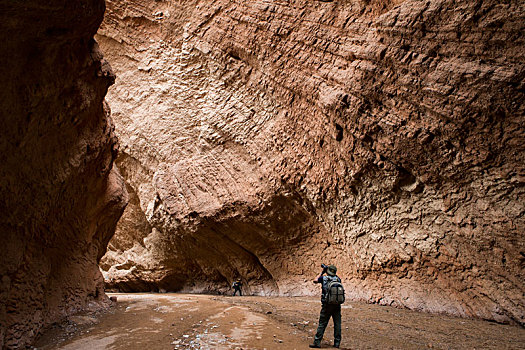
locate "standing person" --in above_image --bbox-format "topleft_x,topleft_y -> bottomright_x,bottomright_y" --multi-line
232,280 -> 243,296
310,264 -> 343,348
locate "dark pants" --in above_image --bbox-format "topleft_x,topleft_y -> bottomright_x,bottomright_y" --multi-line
313,304 -> 341,346
233,288 -> 242,296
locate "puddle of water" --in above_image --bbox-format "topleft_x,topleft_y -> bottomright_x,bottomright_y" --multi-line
56,335 -> 118,350
150,317 -> 164,324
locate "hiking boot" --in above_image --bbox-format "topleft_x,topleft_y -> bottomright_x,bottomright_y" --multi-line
309,344 -> 321,348
334,343 -> 340,348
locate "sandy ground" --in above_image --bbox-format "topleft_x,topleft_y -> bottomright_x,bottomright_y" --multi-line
34,293 -> 525,350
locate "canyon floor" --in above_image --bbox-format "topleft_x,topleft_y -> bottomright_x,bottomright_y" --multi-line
34,293 -> 525,350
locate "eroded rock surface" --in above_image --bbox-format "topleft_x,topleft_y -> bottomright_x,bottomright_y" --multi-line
98,0 -> 524,325
0,0 -> 128,348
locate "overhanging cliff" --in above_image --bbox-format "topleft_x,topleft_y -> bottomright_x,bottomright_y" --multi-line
97,0 -> 524,325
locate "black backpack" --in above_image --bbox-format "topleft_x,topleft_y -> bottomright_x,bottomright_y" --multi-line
325,276 -> 345,304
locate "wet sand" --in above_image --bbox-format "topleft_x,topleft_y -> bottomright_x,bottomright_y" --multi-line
34,293 -> 525,349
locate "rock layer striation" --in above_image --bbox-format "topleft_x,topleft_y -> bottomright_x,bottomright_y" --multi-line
0,0 -> 128,348
98,0 -> 524,325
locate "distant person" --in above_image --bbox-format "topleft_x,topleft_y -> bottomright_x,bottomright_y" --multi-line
310,264 -> 345,348
232,280 -> 243,296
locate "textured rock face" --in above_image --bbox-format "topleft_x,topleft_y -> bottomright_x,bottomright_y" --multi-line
98,0 -> 524,324
0,1 -> 128,348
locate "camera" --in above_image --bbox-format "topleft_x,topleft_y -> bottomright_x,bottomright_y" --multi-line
321,264 -> 328,269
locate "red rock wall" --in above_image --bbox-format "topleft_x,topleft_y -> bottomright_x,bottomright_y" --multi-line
98,0 -> 524,325
0,1 -> 128,348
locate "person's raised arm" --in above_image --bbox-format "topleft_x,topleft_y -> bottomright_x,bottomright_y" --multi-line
313,265 -> 327,283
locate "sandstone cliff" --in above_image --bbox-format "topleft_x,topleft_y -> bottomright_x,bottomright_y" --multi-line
0,0 -> 128,348
98,0 -> 524,325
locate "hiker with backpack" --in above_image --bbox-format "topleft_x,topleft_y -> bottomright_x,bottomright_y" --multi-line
310,264 -> 345,348
232,280 -> 243,296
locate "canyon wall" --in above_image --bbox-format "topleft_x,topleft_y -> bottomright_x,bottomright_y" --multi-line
97,0 -> 524,324
0,0 -> 128,348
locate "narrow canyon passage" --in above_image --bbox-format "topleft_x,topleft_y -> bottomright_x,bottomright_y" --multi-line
1,0 -> 524,349
35,294 -> 525,350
